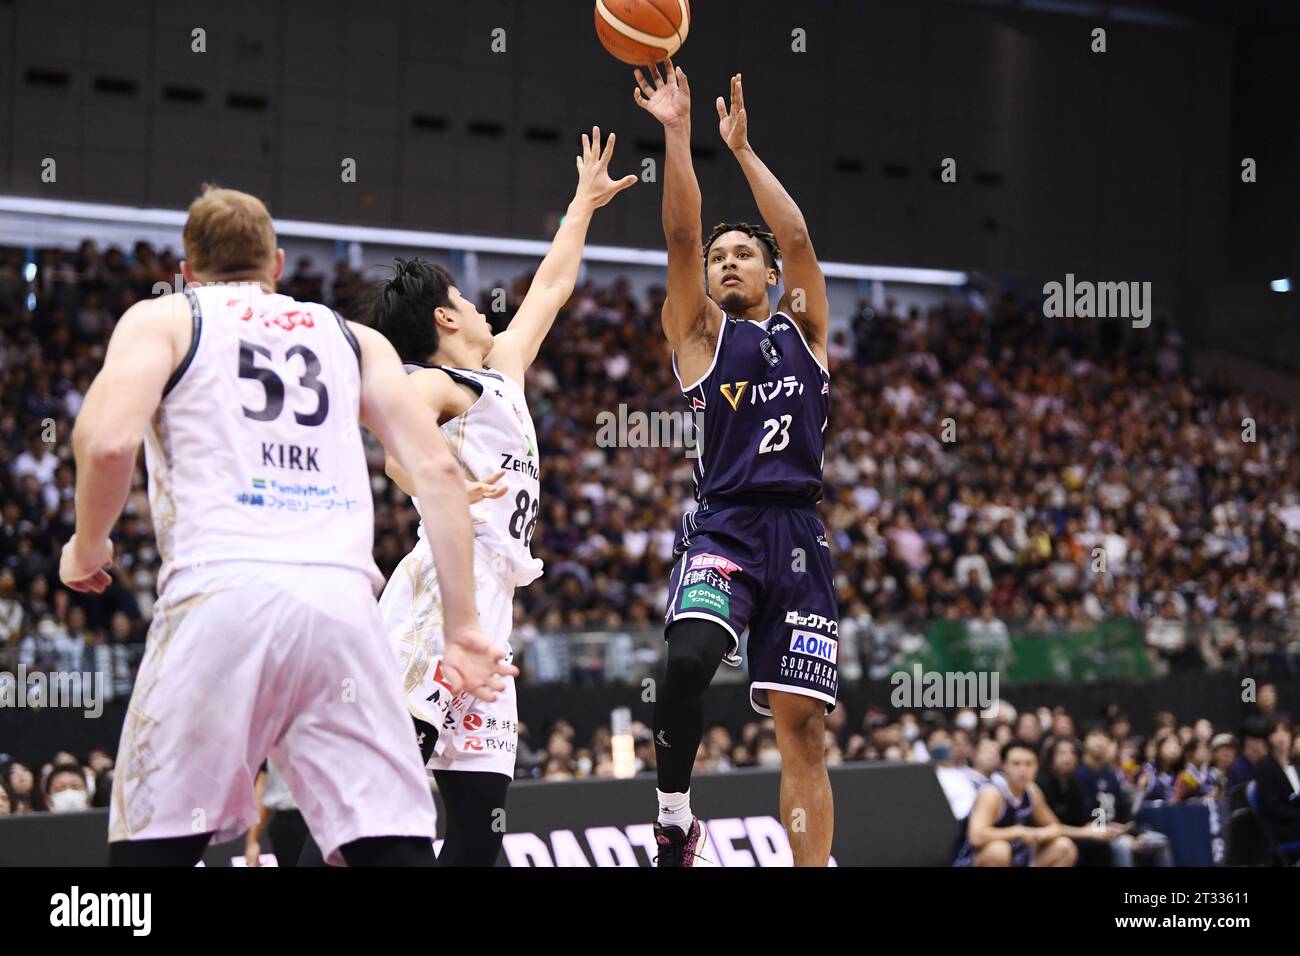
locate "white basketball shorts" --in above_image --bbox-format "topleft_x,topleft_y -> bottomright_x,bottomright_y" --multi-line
379,538 -> 518,778
108,561 -> 437,865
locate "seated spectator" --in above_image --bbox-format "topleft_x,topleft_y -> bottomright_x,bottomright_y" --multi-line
929,727 -> 978,820
1172,737 -> 1217,802
1253,719 -> 1300,847
1138,731 -> 1183,805
44,762 -> 90,813
1226,718 -> 1271,788
2,760 -> 41,813
954,740 -> 1113,867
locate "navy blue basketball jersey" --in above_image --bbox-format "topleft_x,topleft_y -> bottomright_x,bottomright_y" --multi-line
953,771 -> 1038,866
674,312 -> 829,505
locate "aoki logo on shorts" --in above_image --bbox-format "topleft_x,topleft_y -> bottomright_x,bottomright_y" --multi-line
789,629 -> 837,664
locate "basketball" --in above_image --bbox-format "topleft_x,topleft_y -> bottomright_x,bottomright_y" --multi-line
594,0 -> 690,65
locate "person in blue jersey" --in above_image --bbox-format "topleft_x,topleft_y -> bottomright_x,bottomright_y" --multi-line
633,61 -> 836,866
955,740 -> 1119,867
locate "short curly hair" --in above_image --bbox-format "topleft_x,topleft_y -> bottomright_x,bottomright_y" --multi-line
703,221 -> 781,273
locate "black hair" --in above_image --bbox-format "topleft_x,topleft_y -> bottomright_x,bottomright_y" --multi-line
367,257 -> 456,363
924,724 -> 951,745
703,221 -> 781,272
1001,738 -> 1038,763
44,762 -> 85,794
1239,716 -> 1271,742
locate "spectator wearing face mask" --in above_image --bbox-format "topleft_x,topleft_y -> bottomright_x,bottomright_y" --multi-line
930,727 -> 979,820
45,763 -> 90,813
754,733 -> 782,769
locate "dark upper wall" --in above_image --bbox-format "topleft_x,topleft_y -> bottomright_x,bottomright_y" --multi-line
0,0 -> 1267,291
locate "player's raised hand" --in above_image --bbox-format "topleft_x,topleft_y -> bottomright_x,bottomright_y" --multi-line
633,57 -> 691,128
466,469 -> 509,504
59,534 -> 114,594
716,73 -> 750,153
573,126 -> 637,210
442,628 -> 520,703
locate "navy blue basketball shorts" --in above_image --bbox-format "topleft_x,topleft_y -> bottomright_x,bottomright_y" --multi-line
665,501 -> 840,716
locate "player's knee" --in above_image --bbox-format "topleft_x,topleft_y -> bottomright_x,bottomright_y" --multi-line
773,697 -> 826,759
664,649 -> 711,693
1046,837 -> 1078,866
663,621 -> 728,693
975,840 -> 1013,867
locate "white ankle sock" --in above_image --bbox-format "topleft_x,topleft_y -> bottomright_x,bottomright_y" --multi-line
656,788 -> 693,830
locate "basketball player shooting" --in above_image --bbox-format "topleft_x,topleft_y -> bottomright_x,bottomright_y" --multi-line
354,127 -> 635,865
634,61 -> 837,866
58,186 -> 515,867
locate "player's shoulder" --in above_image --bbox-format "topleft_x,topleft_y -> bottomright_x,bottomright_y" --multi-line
111,293 -> 195,347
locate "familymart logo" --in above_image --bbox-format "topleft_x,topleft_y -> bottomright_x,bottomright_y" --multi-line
889,664 -> 999,717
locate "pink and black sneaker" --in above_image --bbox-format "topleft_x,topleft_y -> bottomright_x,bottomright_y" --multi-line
654,818 -> 714,867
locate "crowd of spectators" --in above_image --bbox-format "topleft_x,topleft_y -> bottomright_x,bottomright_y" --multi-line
8,682 -> 1297,867
1,239 -> 1298,689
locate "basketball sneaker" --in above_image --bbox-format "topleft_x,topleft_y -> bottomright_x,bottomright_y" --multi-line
654,818 -> 714,867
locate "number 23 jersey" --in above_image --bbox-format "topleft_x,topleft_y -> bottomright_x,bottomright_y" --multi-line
405,363 -> 544,588
674,311 -> 830,506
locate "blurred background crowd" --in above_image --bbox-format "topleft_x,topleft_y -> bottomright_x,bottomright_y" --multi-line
1,240 -> 1298,688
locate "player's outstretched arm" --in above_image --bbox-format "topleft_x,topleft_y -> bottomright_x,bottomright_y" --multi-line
634,58 -> 723,350
488,126 -> 635,387
352,323 -> 517,700
718,73 -> 829,359
61,295 -> 185,593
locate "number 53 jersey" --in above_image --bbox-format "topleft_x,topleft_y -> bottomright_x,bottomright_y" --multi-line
405,364 -> 544,589
144,285 -> 381,593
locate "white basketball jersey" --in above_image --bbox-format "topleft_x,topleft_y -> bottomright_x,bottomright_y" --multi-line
145,285 -> 381,592
405,363 -> 543,587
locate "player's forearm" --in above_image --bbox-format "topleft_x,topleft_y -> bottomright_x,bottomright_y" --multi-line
531,200 -> 595,296
733,146 -> 810,246
409,457 -> 480,637
71,426 -> 138,545
662,121 -> 702,242
384,455 -> 416,497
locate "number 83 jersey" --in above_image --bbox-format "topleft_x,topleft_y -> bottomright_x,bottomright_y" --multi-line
405,364 -> 544,588
145,285 -> 381,592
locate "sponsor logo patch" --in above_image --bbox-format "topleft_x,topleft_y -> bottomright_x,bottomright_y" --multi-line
682,568 -> 732,593
784,610 -> 839,635
688,553 -> 742,579
789,629 -> 838,663
681,584 -> 730,617
720,381 -> 749,411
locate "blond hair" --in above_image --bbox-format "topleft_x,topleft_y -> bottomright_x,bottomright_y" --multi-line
182,184 -> 276,279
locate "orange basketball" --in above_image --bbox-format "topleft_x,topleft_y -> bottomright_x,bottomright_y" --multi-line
594,0 -> 691,65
